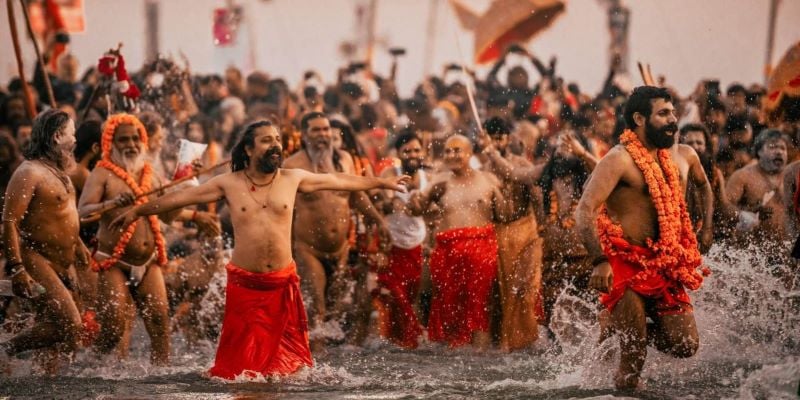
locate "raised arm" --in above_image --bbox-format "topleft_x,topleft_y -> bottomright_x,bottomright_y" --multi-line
296,169 -> 409,193
575,149 -> 626,293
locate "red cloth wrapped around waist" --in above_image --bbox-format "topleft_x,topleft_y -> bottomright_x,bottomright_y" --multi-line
435,224 -> 495,243
600,237 -> 692,315
208,261 -> 312,379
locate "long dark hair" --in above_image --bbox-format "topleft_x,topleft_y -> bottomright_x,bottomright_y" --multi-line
24,108 -> 70,167
538,132 -> 591,212
231,120 -> 273,172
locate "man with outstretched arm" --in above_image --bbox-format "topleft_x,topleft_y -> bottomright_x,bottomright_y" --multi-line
111,120 -> 409,379
575,86 -> 712,389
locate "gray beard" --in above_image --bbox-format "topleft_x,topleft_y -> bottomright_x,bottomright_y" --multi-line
305,142 -> 335,172
56,143 -> 76,172
111,147 -> 145,173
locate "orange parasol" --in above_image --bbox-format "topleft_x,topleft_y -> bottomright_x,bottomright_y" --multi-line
764,41 -> 800,114
450,0 -> 566,64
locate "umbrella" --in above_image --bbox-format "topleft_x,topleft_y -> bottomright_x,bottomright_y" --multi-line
764,41 -> 800,115
450,0 -> 566,64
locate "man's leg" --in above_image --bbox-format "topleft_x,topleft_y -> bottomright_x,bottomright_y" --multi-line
134,266 -> 170,366
2,252 -> 82,357
610,289 -> 648,390
649,311 -> 699,359
94,267 -> 135,358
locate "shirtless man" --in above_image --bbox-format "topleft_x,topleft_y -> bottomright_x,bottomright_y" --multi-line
110,120 -> 408,378
78,114 -> 180,365
409,134 -> 508,350
576,86 -> 712,389
283,112 -> 388,346
478,117 -> 545,351
726,129 -> 790,248
376,131 -> 429,348
1,109 -> 89,362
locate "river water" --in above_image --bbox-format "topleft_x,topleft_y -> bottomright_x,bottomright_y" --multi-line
1,244 -> 798,399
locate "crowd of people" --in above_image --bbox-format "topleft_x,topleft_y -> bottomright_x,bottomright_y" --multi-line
0,44 -> 798,390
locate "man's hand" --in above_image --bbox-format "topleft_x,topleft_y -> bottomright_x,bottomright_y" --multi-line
110,208 -> 139,232
428,182 -> 447,203
380,175 -> 411,192
589,262 -> 613,293
112,192 -> 136,208
562,131 -> 587,158
12,270 -> 45,299
193,211 -> 221,237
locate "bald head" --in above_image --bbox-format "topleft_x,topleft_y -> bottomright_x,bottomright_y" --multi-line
444,134 -> 473,173
445,134 -> 473,154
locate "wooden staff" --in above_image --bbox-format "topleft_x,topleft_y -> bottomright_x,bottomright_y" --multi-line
7,0 -> 37,119
637,62 -> 656,86
80,159 -> 231,224
19,0 -> 56,108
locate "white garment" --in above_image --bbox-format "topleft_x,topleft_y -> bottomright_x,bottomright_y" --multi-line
386,168 -> 428,249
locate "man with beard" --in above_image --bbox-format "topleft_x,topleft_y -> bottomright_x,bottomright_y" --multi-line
478,117 -> 548,351
283,112 -> 389,348
110,120 -> 409,378
726,129 -> 790,248
409,135 -> 509,350
576,86 -> 712,389
375,130 -> 429,348
78,113 -> 181,365
1,109 -> 90,364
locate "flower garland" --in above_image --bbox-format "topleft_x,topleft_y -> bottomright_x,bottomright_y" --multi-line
596,130 -> 709,290
91,114 -> 166,272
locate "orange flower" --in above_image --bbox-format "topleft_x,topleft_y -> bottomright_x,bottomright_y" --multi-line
596,130 -> 706,290
100,113 -> 149,161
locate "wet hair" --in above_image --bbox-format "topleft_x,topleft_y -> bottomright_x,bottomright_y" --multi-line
752,129 -> 788,157
623,86 -> 672,129
330,119 -> 364,158
300,111 -> 327,132
393,129 -> 422,151
483,117 -> 512,136
23,108 -> 70,164
230,120 -> 274,172
74,120 -> 102,160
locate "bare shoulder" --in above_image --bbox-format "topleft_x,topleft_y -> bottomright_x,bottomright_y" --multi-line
785,160 -> 800,176
278,168 -> 310,183
675,144 -> 700,160
597,145 -> 633,170
282,151 -> 308,169
728,164 -> 755,183
380,165 -> 397,178
508,153 -> 533,168
479,170 -> 501,187
336,150 -> 356,173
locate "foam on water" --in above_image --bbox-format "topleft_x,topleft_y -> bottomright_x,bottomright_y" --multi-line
1,243 -> 798,398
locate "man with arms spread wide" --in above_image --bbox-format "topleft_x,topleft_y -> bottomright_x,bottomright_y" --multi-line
576,86 -> 712,389
111,120 -> 409,379
78,114 -> 179,365
1,109 -> 90,364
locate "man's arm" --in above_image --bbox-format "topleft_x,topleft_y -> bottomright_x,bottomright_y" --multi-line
684,146 -> 714,253
295,169 -> 409,193
110,175 -> 226,231
2,166 -> 42,298
575,149 -> 626,293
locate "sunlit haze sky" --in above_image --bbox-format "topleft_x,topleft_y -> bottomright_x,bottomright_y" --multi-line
2,0 -> 799,97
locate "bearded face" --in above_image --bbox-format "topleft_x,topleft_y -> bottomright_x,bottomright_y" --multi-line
257,146 -> 283,173
645,118 -> 678,149
110,124 -> 146,173
303,134 -> 335,172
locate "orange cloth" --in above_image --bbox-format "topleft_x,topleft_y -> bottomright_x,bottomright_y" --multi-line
373,245 -> 423,349
428,225 -> 498,347
495,215 -> 543,350
208,262 -> 312,379
600,237 -> 692,317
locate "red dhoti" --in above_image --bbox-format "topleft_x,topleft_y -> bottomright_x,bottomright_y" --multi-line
600,238 -> 693,317
428,225 -> 498,347
208,262 -> 313,379
373,245 -> 423,348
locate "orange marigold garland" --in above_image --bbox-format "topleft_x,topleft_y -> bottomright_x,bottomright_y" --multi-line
596,130 -> 709,290
91,114 -> 166,272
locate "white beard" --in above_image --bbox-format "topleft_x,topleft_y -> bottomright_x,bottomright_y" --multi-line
110,147 -> 145,173
304,139 -> 335,172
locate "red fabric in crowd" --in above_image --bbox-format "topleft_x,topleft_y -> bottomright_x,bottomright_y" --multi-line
373,245 -> 423,349
208,262 -> 313,379
428,225 -> 498,347
600,237 -> 693,317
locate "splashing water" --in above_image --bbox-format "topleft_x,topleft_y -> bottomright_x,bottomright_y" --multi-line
1,243 -> 797,399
